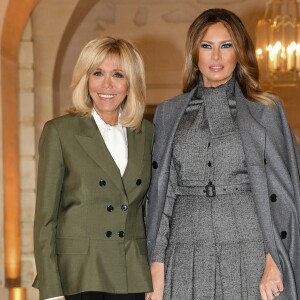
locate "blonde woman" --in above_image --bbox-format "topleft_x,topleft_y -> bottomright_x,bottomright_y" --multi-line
33,37 -> 153,300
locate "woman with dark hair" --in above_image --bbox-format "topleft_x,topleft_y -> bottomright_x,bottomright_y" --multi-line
146,8 -> 300,300
33,37 -> 153,300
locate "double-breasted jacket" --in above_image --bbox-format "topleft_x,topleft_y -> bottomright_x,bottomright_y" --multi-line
33,114 -> 153,299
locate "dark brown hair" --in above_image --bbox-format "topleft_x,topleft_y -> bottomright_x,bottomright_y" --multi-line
183,8 -> 273,105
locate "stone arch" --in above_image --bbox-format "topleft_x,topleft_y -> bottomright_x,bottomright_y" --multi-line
52,0 -> 98,116
1,0 -> 39,288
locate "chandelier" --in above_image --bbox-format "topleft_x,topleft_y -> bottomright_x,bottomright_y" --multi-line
255,0 -> 300,85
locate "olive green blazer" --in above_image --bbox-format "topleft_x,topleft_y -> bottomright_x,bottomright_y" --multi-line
33,114 -> 154,300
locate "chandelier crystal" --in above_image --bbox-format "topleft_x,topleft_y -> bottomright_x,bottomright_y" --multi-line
255,0 -> 300,85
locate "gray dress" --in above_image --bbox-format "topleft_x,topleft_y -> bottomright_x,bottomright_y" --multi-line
151,78 -> 266,300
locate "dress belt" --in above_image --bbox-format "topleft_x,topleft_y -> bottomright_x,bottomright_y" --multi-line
175,182 -> 251,197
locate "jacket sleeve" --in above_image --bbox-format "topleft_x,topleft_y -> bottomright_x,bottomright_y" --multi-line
267,100 -> 300,293
278,100 -> 300,293
34,121 -> 65,299
276,100 -> 300,224
146,103 -> 170,261
151,158 -> 177,263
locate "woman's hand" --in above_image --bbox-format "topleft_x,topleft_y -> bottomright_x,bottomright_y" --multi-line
259,253 -> 283,300
145,262 -> 164,300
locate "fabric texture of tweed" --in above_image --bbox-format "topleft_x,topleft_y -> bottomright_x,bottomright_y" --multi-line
152,77 -> 265,300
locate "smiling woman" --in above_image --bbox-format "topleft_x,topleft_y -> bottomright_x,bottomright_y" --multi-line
88,55 -> 128,125
33,37 -> 154,300
69,37 -> 146,131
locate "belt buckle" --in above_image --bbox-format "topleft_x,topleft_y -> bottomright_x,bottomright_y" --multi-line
205,182 -> 216,197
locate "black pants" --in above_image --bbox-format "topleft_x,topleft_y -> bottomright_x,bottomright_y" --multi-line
65,292 -> 145,300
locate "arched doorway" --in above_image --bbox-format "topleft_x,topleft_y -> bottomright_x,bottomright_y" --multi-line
1,0 -> 39,298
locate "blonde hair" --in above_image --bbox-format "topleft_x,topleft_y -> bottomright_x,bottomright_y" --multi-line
69,36 -> 146,131
183,8 -> 274,105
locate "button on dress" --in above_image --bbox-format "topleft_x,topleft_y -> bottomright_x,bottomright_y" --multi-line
152,77 -> 266,300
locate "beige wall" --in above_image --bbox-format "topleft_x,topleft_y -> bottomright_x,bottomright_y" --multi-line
0,0 -> 300,299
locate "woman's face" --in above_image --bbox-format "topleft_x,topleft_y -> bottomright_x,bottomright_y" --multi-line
88,54 -> 128,125
197,22 -> 237,87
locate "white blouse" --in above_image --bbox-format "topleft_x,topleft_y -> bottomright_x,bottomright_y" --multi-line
92,109 -> 128,176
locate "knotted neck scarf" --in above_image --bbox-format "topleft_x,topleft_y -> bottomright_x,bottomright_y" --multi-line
172,75 -> 237,185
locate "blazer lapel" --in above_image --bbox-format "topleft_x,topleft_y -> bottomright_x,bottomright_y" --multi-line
75,115 -> 125,194
157,88 -> 196,198
235,85 -> 280,261
122,127 -> 145,191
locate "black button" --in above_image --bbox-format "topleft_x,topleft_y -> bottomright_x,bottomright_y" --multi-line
121,204 -> 128,211
270,194 -> 277,202
136,179 -> 142,186
107,205 -> 114,212
118,231 -> 125,238
208,161 -> 212,167
99,180 -> 106,187
280,231 -> 287,239
106,231 -> 112,238
152,161 -> 158,169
